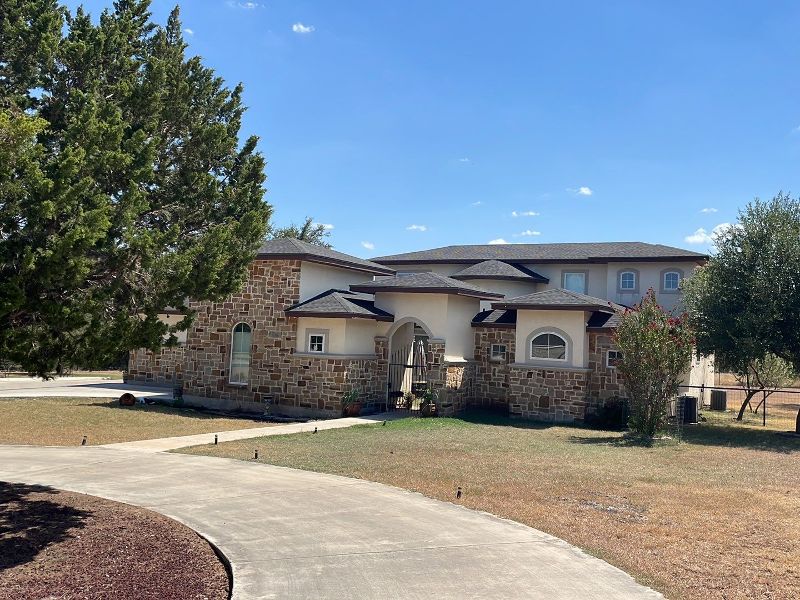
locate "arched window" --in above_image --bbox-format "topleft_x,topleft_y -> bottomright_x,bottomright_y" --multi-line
663,271 -> 681,292
229,323 -> 252,384
530,333 -> 567,361
619,271 -> 636,291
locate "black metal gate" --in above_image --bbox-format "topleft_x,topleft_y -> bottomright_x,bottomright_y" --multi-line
387,341 -> 428,413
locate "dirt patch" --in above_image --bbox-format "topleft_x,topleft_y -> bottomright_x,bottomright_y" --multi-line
0,482 -> 228,600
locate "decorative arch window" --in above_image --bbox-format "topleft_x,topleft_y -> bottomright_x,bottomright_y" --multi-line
663,271 -> 681,292
530,332 -> 568,361
619,271 -> 637,291
229,323 -> 252,384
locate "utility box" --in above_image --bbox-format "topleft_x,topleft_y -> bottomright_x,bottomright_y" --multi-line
710,389 -> 727,411
680,396 -> 699,424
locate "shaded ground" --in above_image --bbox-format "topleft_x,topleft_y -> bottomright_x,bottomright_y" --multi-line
0,397 -> 269,446
182,412 -> 800,600
0,482 -> 228,600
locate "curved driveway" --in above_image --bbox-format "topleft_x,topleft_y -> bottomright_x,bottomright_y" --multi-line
0,445 -> 661,599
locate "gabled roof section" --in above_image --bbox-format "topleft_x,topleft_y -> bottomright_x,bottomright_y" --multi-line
586,310 -> 623,330
286,289 -> 394,321
493,288 -> 625,312
257,239 -> 395,275
451,260 -> 548,283
350,272 -> 504,300
372,242 -> 706,265
471,309 -> 517,328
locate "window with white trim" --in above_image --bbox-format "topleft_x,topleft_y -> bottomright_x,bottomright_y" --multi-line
229,323 -> 252,384
308,333 -> 326,353
490,344 -> 507,362
619,271 -> 636,291
607,350 -> 623,368
562,272 -> 586,294
663,271 -> 681,291
530,333 -> 567,361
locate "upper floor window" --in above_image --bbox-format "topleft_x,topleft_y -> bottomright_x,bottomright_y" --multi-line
490,344 -> 507,362
663,271 -> 681,292
562,272 -> 587,294
619,271 -> 636,291
230,323 -> 252,384
530,333 -> 567,361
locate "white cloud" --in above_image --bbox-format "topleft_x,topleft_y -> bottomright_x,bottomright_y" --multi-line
292,22 -> 315,33
183,28 -> 194,36
488,238 -> 508,245
231,1 -> 259,8
406,224 -> 427,232
684,222 -> 732,245
458,157 -> 470,163
361,241 -> 375,250
471,201 -> 482,206
511,210 -> 539,217
515,230 -> 541,237
314,222 -> 334,230
578,186 -> 593,196
700,207 -> 718,213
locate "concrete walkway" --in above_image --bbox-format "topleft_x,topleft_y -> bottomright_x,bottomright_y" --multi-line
101,414 -> 392,452
0,445 -> 661,599
0,376 -> 172,399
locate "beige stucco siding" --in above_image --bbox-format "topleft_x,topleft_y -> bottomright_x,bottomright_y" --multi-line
374,293 -> 449,340
520,263 -> 608,298
299,261 -> 375,302
157,313 -> 187,343
604,261 -> 699,311
295,317 -> 382,355
514,309 -> 589,368
445,295 -> 482,360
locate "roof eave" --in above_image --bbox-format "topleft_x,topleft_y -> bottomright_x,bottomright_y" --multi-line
349,285 -> 503,300
373,256 -> 706,265
286,310 -> 393,322
256,253 -> 395,275
492,303 -> 613,312
453,274 -> 550,283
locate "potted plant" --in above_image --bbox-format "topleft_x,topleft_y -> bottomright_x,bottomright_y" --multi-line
419,388 -> 438,418
402,392 -> 414,410
341,388 -> 362,417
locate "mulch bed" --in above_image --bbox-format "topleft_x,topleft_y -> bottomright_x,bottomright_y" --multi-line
0,482 -> 229,600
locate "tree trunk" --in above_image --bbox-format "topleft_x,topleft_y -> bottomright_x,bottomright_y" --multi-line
736,390 -> 759,421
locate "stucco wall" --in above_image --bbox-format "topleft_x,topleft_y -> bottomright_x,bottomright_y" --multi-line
514,309 -> 589,368
375,292 -> 448,340
605,261 -> 699,311
445,295 -> 483,360
295,317 -> 348,354
299,261 -> 375,302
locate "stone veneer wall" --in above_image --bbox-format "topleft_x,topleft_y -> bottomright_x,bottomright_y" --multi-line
129,258 -> 387,416
128,345 -> 185,387
472,326 -> 626,422
472,327 -> 516,411
587,331 -> 628,401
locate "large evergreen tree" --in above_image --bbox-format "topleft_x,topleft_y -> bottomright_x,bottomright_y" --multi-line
0,1 -> 271,377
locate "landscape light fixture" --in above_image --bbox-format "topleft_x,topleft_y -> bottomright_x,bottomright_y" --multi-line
81,435 -> 87,446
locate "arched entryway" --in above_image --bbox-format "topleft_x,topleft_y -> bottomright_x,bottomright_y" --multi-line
386,318 -> 433,412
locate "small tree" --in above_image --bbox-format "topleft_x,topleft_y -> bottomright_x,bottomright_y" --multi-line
613,289 -> 695,439
271,217 -> 332,247
733,354 -> 795,420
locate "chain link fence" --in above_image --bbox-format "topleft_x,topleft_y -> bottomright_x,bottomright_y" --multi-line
677,384 -> 799,433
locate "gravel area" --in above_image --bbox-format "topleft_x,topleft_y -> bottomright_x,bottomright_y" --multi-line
0,482 -> 229,600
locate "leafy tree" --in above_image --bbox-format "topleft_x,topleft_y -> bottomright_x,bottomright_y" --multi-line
0,1 -> 271,377
613,289 -> 695,439
732,354 -> 795,420
271,217 -> 332,247
683,194 -> 800,432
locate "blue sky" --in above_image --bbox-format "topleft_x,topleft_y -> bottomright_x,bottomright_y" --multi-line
67,1 -> 800,258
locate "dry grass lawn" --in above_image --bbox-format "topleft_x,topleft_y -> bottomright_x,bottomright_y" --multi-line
0,397 -> 269,446
182,413 -> 800,600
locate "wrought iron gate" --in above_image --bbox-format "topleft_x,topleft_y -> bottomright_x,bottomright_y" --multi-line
387,340 -> 428,413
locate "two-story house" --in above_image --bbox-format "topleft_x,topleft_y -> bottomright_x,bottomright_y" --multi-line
128,240 -> 712,421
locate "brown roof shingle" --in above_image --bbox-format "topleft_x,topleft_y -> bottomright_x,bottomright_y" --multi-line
257,239 -> 394,275
286,289 -> 394,321
350,272 -> 504,299
451,260 -> 549,283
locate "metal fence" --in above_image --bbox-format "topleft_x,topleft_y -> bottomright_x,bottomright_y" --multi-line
677,384 -> 799,432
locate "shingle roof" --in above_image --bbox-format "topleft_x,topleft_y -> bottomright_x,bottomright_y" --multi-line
286,289 -> 394,321
257,239 -> 394,275
350,272 -> 504,299
372,242 -> 706,265
493,288 -> 625,312
586,311 -> 623,330
451,260 -> 549,283
471,309 -> 517,328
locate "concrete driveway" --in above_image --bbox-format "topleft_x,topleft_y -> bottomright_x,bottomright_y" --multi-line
0,445 -> 662,599
0,376 -> 172,399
